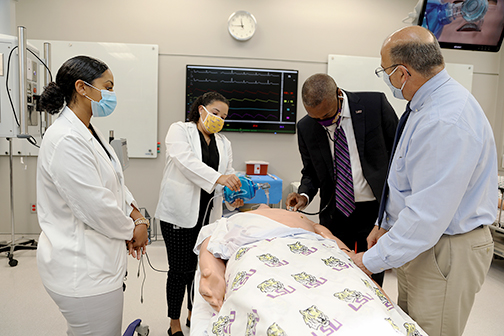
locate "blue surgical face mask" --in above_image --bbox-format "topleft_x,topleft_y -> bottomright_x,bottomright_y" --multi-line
84,81 -> 117,117
382,66 -> 407,100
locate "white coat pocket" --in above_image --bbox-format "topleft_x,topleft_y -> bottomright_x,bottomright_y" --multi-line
163,178 -> 200,226
84,229 -> 124,280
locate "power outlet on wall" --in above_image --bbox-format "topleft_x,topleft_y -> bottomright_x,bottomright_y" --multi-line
30,203 -> 37,214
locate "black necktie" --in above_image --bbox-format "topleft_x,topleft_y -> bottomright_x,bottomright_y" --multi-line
377,103 -> 412,227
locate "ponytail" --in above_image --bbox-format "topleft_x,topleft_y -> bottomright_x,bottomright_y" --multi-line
38,55 -> 109,114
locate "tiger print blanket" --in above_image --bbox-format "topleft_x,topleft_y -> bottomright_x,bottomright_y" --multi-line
193,215 -> 427,336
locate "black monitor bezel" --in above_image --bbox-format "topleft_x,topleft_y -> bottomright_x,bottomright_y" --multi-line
185,64 -> 299,134
417,0 -> 504,52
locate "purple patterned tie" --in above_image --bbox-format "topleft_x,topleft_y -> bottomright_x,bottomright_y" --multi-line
334,118 -> 355,217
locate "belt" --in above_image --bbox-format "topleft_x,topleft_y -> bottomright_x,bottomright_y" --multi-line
442,225 -> 485,238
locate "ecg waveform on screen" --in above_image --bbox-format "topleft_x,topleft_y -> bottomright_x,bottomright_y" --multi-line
192,78 -> 279,86
187,67 -> 284,121
222,89 -> 279,95
227,112 -> 279,120
191,69 -> 280,78
186,66 -> 298,133
228,98 -> 279,104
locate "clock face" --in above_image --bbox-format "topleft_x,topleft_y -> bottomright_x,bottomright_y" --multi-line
228,11 -> 256,41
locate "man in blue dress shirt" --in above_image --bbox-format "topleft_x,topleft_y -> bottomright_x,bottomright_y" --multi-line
352,26 -> 497,336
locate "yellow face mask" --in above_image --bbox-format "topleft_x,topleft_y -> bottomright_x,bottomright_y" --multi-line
201,106 -> 224,133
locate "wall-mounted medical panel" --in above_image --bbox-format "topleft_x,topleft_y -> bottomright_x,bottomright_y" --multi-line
0,40 -> 159,158
0,32 -> 41,143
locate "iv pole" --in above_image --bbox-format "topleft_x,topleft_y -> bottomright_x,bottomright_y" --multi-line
0,26 -> 38,267
0,137 -> 37,267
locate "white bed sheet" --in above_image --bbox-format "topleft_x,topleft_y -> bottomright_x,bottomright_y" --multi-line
192,214 -> 319,336
191,214 -> 428,336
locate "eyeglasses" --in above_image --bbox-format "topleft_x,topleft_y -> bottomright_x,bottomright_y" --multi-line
375,64 -> 401,78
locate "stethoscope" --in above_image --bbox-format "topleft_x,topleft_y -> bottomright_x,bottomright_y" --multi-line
291,93 -> 344,216
322,93 -> 345,143
290,197 -> 333,215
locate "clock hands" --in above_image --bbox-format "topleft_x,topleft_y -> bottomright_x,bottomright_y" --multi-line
228,11 -> 255,40
231,19 -> 244,29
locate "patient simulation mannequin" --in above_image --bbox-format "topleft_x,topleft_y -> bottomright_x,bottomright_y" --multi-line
198,204 -> 354,312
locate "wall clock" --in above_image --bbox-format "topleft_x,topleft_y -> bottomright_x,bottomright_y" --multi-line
228,11 -> 257,41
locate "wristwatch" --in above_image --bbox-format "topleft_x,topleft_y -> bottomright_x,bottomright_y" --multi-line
134,217 -> 150,229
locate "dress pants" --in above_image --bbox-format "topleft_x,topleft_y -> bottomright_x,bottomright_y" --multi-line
161,220 -> 202,319
45,286 -> 123,336
396,225 -> 493,336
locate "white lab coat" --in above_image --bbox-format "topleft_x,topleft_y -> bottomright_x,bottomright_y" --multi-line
36,107 -> 136,297
155,121 -> 235,228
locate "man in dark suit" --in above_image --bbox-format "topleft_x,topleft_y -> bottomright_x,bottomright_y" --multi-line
286,73 -> 398,285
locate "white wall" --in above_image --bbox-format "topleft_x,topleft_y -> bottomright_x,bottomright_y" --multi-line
0,0 -> 17,35
1,0 -> 503,234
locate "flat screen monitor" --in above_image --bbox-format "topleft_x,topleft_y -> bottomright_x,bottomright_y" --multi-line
418,0 -> 504,52
186,65 -> 298,134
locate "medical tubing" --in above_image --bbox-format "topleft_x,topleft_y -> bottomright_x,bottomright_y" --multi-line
297,192 -> 333,215
137,252 -> 201,306
27,135 -> 39,148
296,128 -> 339,215
27,48 -> 53,82
189,278 -> 195,309
202,193 -> 220,227
6,46 -> 20,127
135,251 -> 203,304
136,183 -> 258,304
5,46 -> 53,127
132,189 -> 242,304
5,46 -> 46,148
137,253 -> 147,304
145,251 -> 168,273
203,188 -> 249,223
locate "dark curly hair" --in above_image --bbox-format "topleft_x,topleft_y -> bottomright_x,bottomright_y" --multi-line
38,55 -> 109,114
187,91 -> 230,123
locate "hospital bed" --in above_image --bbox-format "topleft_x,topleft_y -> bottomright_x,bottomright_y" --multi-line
190,213 -> 428,336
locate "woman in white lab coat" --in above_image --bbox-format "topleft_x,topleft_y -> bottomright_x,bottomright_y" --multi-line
155,92 -> 242,336
36,55 -> 149,336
